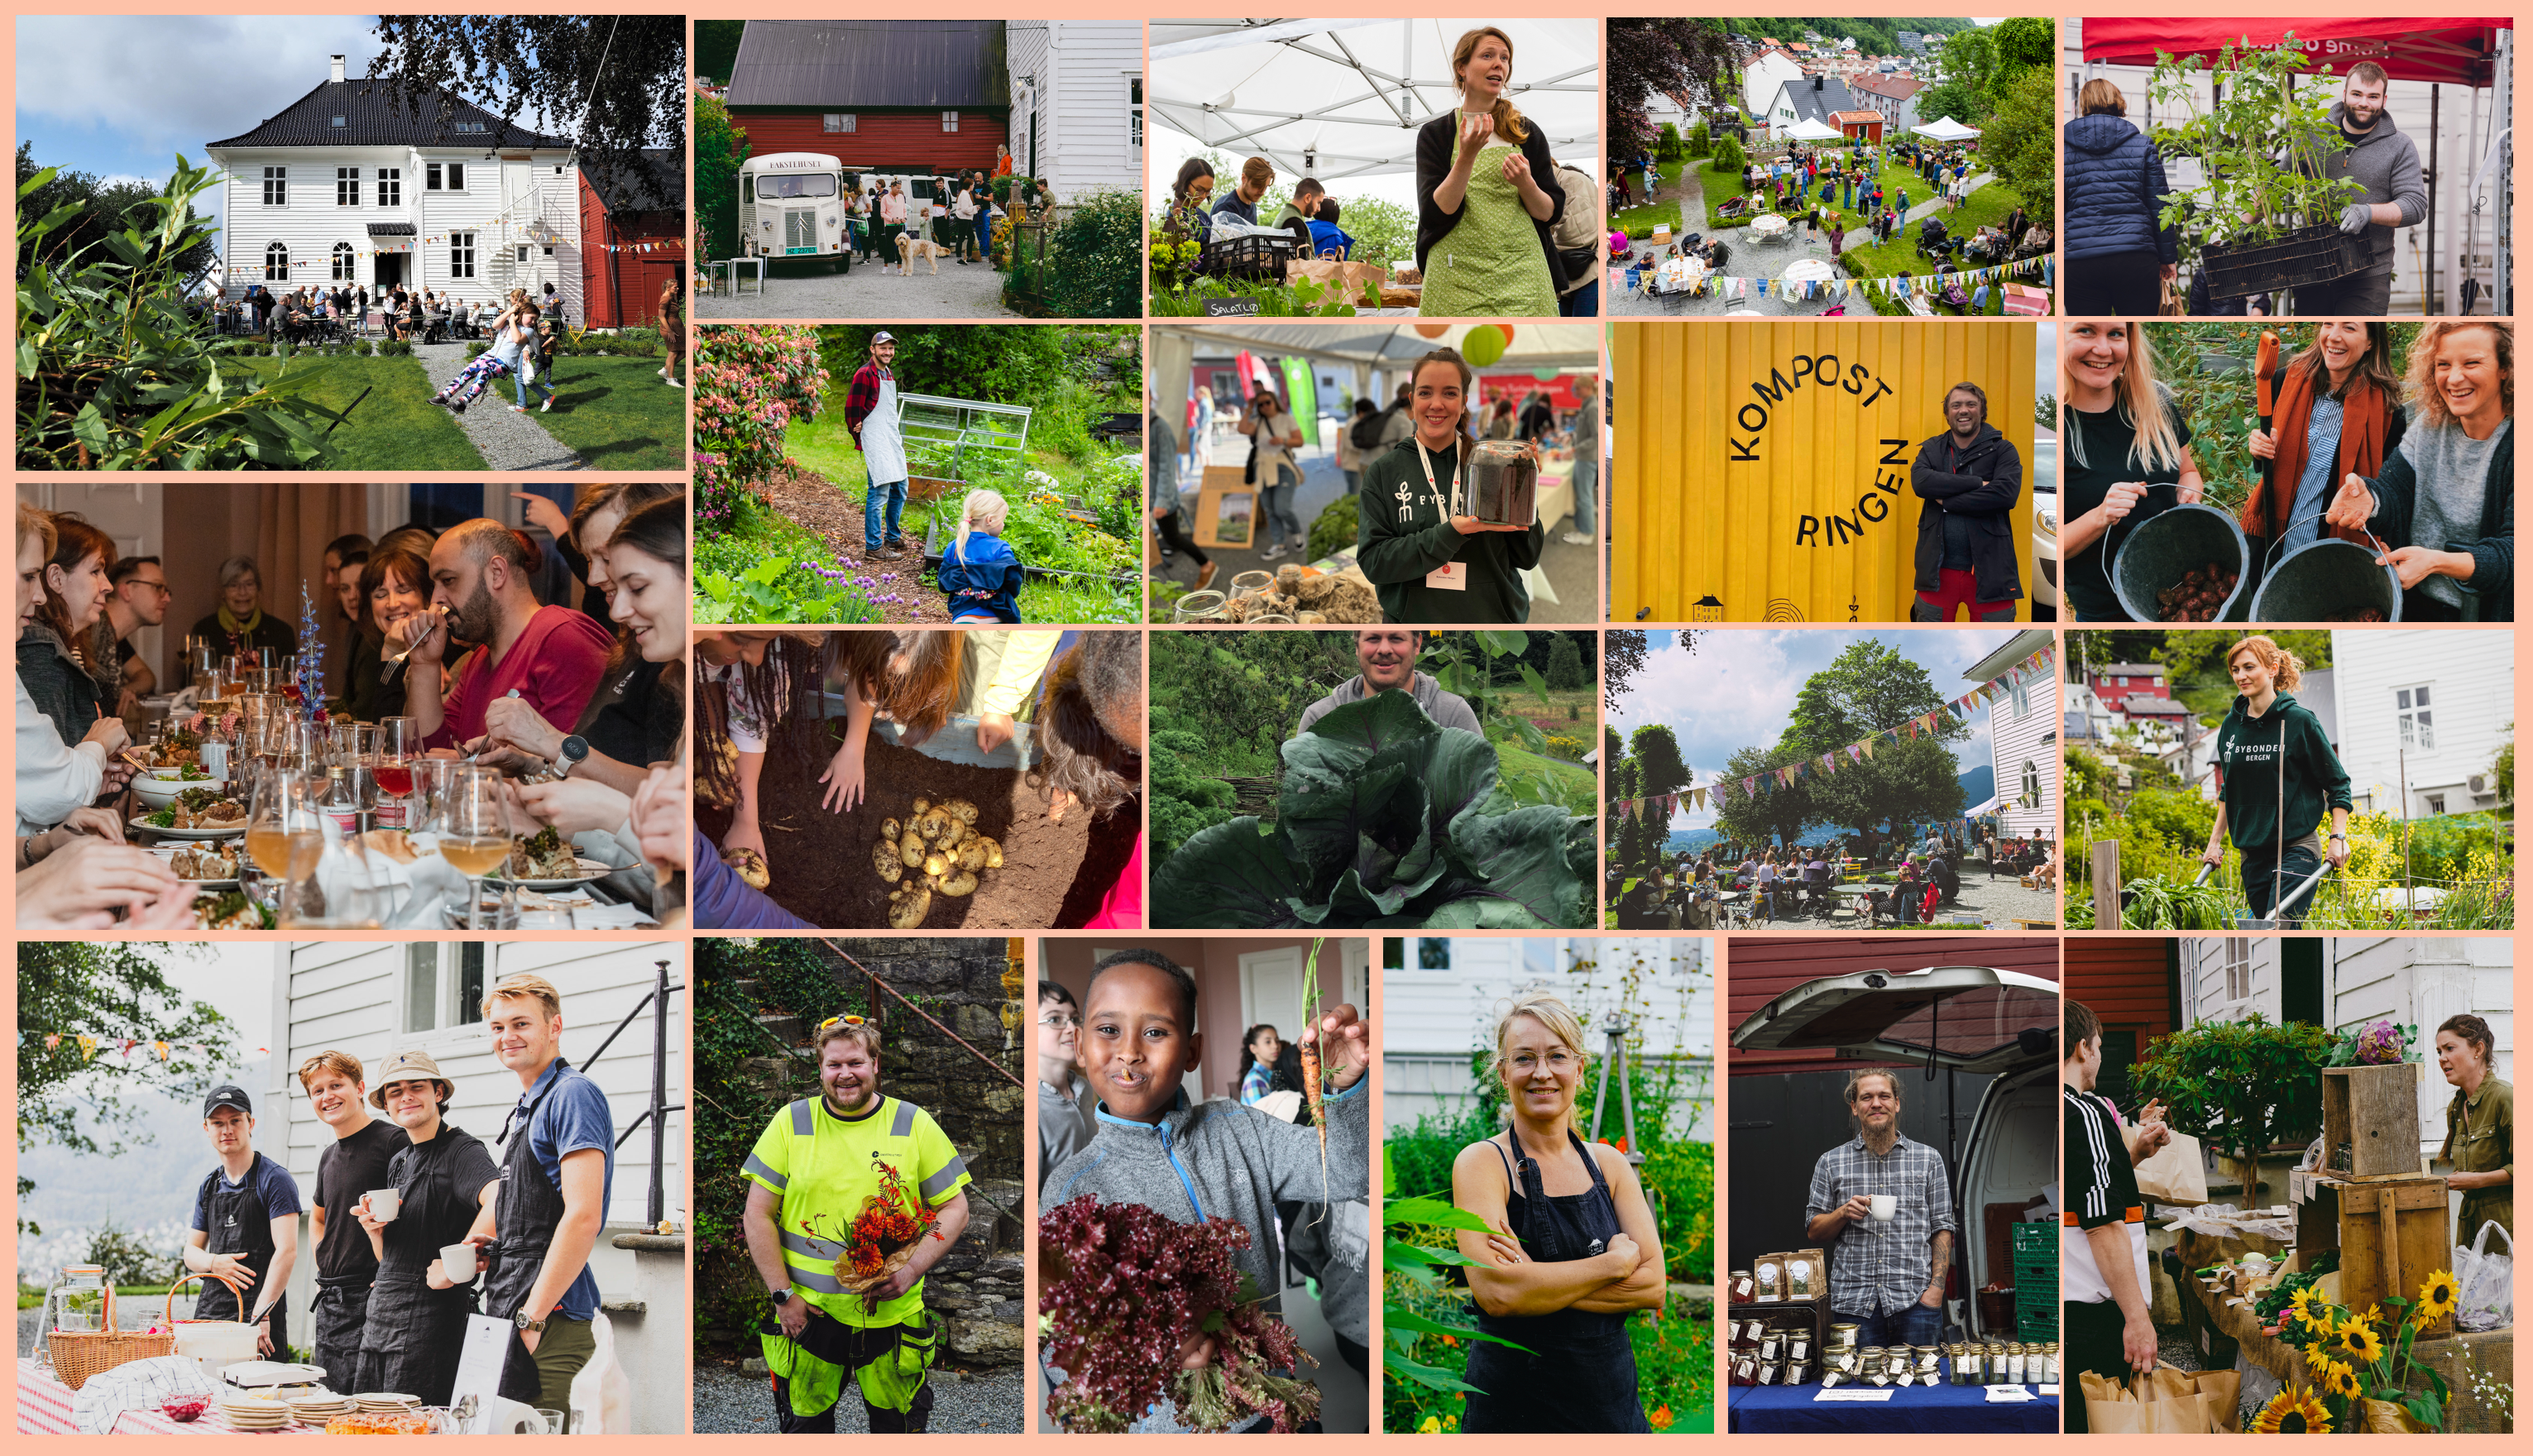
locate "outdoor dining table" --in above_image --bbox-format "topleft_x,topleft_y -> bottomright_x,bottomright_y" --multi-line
16,1361 -> 323,1436
1749,213 -> 1793,245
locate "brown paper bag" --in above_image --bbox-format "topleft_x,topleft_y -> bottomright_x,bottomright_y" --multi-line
2130,1128 -> 2209,1205
2082,1367 -> 2242,1434
1286,256 -> 1386,302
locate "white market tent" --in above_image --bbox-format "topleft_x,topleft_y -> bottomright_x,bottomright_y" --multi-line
1913,115 -> 1981,141
1147,321 -> 1598,448
1147,18 -> 1601,182
1783,117 -> 1843,142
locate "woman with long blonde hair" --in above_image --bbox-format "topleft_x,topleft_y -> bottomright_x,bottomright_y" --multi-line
1415,25 -> 1568,317
2200,635 -> 2351,927
2324,320 -> 2514,620
2057,320 -> 2208,620
1448,993 -> 1663,1430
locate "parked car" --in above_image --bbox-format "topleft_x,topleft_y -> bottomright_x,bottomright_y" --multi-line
2031,432 -> 2058,616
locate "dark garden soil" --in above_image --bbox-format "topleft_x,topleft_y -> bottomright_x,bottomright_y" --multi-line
760,461 -> 946,625
697,730 -> 1139,929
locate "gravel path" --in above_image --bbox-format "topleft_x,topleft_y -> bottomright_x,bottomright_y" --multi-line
1611,170 -> 1999,318
693,1357 -> 1024,1433
410,342 -> 584,471
697,247 -> 1019,320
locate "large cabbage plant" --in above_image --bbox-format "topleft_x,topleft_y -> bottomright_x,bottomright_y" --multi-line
1152,692 -> 1592,928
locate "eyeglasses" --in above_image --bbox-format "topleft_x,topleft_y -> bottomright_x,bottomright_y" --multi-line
817,1015 -> 867,1031
1038,1012 -> 1080,1031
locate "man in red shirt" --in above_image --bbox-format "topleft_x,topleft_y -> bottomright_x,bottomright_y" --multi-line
394,519 -> 613,751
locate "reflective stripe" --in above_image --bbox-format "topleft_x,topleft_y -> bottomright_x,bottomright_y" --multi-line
743,1153 -> 788,1190
787,1264 -> 850,1295
790,1099 -> 815,1136
889,1099 -> 917,1138
781,1228 -> 848,1262
918,1157 -> 969,1201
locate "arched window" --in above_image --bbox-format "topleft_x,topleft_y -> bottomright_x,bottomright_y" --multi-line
331,242 -> 355,280
264,242 -> 289,280
2021,759 -> 2043,809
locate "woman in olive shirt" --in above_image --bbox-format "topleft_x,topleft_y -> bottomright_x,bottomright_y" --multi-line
2435,1013 -> 2511,1240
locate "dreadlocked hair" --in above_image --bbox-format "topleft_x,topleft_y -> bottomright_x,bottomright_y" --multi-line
1027,631 -> 1143,822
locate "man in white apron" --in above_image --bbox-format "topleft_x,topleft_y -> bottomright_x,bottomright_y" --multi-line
845,331 -> 912,560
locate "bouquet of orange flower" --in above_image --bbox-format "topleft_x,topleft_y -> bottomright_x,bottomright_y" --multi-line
802,1155 -> 946,1296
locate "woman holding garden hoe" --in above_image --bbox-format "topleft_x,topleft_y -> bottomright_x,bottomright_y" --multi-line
1415,26 -> 1566,318
2200,636 -> 2351,928
2239,322 -> 2405,556
1449,994 -> 1664,1433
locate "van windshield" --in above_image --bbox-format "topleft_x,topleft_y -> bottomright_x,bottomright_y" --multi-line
759,174 -> 838,199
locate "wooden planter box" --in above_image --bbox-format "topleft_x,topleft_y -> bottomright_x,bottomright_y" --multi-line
2321,1062 -> 2422,1178
2334,1173 -> 2453,1334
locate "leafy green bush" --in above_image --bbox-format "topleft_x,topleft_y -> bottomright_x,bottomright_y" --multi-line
2131,1013 -> 2332,1173
1656,122 -> 1686,165
1712,135 -> 1748,178
692,558 -> 881,625
1152,693 -> 1593,928
1687,122 -> 1712,157
85,1221 -> 180,1287
1150,727 -> 1237,863
1037,189 -> 1142,319
1306,493 -> 1360,562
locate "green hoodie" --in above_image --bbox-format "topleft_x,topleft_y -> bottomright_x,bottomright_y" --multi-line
2214,692 -> 2352,854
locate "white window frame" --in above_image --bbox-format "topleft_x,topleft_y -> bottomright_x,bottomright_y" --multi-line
376,168 -> 401,206
823,113 -> 857,134
2221,938 -> 2253,1003
261,166 -> 287,206
941,110 -> 960,132
428,161 -> 466,193
1128,77 -> 1143,155
263,241 -> 289,280
2021,758 -> 2043,808
331,242 -> 356,280
449,230 -> 476,280
2396,683 -> 2435,751
400,942 -> 492,1039
335,166 -> 360,206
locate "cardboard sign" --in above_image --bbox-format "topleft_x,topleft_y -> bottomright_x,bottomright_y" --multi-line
450,1314 -> 512,1434
1193,489 -> 1256,548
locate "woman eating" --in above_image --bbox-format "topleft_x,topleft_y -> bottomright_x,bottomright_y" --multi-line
191,555 -> 299,663
354,1051 -> 499,1406
2055,321 -> 2206,620
2199,635 -> 2350,927
1416,26 -> 1567,317
1357,347 -> 1543,622
1449,994 -> 1663,1431
2325,320 -> 2513,620
2434,1013 -> 2511,1240
345,540 -> 438,723
2241,322 -> 2406,555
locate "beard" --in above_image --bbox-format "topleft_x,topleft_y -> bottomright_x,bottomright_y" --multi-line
1856,1112 -> 1900,1154
449,579 -> 500,646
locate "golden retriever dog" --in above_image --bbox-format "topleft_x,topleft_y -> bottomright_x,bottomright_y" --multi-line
894,232 -> 954,275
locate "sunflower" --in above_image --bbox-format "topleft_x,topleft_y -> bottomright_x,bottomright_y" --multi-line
2287,1285 -> 2329,1332
2322,1359 -> 2362,1401
2414,1269 -> 2459,1326
2302,1340 -> 2335,1376
2252,1389 -> 2335,1434
2334,1321 -> 2387,1365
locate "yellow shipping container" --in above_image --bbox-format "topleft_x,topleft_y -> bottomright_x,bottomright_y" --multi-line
1611,320 -> 2039,624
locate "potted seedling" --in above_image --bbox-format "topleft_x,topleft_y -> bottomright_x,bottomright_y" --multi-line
2148,36 -> 2370,301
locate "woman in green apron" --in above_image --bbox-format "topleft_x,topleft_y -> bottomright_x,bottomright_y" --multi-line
2435,1013 -> 2512,1241
1415,26 -> 1566,318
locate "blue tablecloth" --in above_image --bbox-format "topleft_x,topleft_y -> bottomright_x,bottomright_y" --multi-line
1729,1380 -> 2059,1433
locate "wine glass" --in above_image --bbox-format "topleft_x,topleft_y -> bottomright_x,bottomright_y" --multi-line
429,764 -> 514,930
374,717 -> 421,830
244,764 -> 321,917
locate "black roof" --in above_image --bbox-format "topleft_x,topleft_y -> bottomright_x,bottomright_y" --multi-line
208,78 -> 572,151
366,222 -> 415,237
588,150 -> 686,215
1777,74 -> 1862,126
726,21 -> 1008,109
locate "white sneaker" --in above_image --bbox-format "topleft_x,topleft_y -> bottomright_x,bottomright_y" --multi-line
1561,530 -> 1595,545
667,377 -> 683,389
1259,544 -> 1287,562
539,399 -> 553,413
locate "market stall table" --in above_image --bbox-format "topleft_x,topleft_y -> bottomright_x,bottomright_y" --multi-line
1728,1379 -> 2058,1434
17,1362 -> 322,1435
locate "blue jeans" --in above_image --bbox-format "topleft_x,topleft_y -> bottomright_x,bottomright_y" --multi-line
1341,467 -> 1360,496
975,213 -> 994,259
1560,278 -> 1599,316
511,363 -> 553,408
1836,1303 -> 1944,1349
864,470 -> 907,551
1258,462 -> 1302,548
1570,453 -> 1599,537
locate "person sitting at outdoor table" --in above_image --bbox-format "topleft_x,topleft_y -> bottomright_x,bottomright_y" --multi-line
390,519 -> 613,753
2057,320 -> 2206,620
1306,198 -> 1354,260
2323,319 -> 2513,621
2434,1013 -> 2512,1240
1416,26 -> 1565,317
1272,176 -> 1327,251
1357,347 -> 1544,623
353,1050 -> 498,1406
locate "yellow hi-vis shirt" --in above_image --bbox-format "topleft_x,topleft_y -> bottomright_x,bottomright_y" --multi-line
744,1094 -> 971,1329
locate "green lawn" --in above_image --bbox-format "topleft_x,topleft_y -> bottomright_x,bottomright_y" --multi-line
1835,181 -> 2028,317
1496,740 -> 1597,817
534,355 -> 686,470
280,354 -> 483,470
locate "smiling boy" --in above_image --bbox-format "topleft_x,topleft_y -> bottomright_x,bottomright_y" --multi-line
1042,951 -> 1371,1431
1037,982 -> 1096,1174
302,1051 -> 409,1398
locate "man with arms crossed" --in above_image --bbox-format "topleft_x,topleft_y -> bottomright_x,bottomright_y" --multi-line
304,1052 -> 409,1397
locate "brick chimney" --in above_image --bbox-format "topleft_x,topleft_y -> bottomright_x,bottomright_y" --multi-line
330,54 -> 346,84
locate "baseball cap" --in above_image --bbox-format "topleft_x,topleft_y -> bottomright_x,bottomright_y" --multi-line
203,1085 -> 254,1118
873,330 -> 896,344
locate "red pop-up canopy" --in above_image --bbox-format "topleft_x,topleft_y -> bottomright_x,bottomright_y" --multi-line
2081,17 -> 2511,87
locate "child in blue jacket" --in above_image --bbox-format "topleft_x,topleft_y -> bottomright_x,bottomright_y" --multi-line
935,488 -> 1026,622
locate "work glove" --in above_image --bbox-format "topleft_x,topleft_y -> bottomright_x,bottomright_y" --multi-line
2335,203 -> 2373,235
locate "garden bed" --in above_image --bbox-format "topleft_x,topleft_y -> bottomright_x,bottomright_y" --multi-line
696,732 -> 1138,930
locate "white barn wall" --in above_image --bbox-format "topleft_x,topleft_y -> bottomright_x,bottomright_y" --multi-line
1010,21 -> 1142,202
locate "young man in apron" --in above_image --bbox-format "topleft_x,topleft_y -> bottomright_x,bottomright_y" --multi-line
304,1052 -> 408,1396
845,332 -> 912,562
182,1085 -> 303,1356
452,974 -> 615,1412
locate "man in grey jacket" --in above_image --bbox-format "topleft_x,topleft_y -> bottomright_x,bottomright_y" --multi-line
2297,62 -> 2426,317
1296,630 -> 1481,736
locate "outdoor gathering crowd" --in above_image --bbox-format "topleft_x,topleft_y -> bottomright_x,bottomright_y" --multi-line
832,146 -> 1036,275
13,483 -> 699,928
1615,827 -> 2057,931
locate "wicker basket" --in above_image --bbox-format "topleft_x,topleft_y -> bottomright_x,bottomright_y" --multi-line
47,1271 -> 241,1391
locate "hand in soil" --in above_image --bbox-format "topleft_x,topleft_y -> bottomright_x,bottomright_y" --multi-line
976,711 -> 1015,755
820,742 -> 866,813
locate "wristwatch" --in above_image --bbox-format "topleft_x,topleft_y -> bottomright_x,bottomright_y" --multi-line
515,1310 -> 549,1334
770,1287 -> 794,1307
554,735 -> 590,778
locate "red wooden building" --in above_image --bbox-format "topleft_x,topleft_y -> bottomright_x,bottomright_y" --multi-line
577,150 -> 685,328
2062,937 -> 2180,1106
725,20 -> 1009,175
1726,936 -> 2061,1077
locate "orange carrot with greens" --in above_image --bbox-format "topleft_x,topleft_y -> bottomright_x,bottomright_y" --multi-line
1299,937 -> 1327,1213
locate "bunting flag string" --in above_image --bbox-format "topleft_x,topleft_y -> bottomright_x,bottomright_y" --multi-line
22,1030 -> 256,1061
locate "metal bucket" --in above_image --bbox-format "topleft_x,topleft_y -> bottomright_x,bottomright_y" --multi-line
2248,536 -> 2403,623
2110,504 -> 2251,622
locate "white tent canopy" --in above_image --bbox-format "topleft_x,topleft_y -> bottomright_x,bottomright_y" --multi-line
1148,321 -> 1598,445
1913,116 -> 1981,141
1783,117 -> 1842,141
1147,17 -> 1601,182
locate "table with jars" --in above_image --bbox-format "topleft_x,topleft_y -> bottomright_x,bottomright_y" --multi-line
123,682 -> 649,930
1725,1314 -> 2061,1433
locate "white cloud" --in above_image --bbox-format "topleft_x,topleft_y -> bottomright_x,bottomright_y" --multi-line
17,15 -> 386,160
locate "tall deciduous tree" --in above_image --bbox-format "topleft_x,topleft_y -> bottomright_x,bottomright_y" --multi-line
1985,65 -> 2059,218
1990,17 -> 2057,73
1606,20 -> 1736,160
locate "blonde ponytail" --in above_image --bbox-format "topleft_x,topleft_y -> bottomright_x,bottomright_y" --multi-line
952,487 -> 1008,566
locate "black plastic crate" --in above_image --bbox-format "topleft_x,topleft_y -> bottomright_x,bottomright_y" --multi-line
2199,223 -> 2368,301
1197,231 -> 1300,281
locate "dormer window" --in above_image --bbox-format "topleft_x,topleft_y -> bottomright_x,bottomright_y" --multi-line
331,116 -> 347,128
453,121 -> 486,134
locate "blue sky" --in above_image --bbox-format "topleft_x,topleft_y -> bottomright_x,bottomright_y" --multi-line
1609,628 -> 2026,833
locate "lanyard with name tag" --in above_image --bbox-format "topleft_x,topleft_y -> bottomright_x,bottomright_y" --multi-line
1415,438 -> 1468,590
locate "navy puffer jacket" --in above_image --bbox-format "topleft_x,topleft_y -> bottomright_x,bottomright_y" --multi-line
2063,113 -> 2178,264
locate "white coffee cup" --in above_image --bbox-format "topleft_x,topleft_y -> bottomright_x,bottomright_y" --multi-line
367,1188 -> 402,1222
440,1242 -> 479,1281
1870,1194 -> 1898,1221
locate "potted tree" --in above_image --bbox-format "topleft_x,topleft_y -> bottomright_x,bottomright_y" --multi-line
2128,1013 -> 2334,1201
2147,36 -> 2371,301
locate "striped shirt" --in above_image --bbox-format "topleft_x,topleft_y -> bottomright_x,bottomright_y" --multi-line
1805,1131 -> 1956,1317
2062,1085 -> 2148,1305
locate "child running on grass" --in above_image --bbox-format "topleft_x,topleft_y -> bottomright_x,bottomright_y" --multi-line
1041,950 -> 1370,1432
933,489 -> 1026,623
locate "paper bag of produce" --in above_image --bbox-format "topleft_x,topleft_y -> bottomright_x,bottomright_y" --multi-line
2081,1367 -> 2241,1434
2130,1129 -> 2209,1206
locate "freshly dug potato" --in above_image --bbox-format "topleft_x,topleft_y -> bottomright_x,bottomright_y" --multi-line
949,820 -> 975,845
936,869 -> 980,897
957,841 -> 988,872
899,831 -> 927,868
724,847 -> 770,889
941,798 -> 979,824
881,817 -> 902,841
888,885 -> 931,928
923,852 -> 951,877
979,837 -> 1004,869
912,797 -> 931,816
871,841 -> 903,880
912,810 -> 948,841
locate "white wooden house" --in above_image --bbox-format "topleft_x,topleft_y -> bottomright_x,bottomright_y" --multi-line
2176,936 -> 2511,1171
1003,21 -> 1142,203
1741,49 -> 1805,120
2329,630 -> 2513,818
206,55 -> 582,318
1967,629 -> 2059,840
265,940 -> 685,1433
1382,937 -> 1713,1142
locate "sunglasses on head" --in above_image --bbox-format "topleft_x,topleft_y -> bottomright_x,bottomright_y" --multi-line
818,1015 -> 867,1031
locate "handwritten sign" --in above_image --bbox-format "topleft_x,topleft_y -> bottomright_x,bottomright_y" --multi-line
1203,296 -> 1262,317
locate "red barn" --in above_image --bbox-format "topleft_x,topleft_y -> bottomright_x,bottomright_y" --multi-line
1726,936 -> 2061,1078
724,20 -> 1009,175
577,150 -> 685,328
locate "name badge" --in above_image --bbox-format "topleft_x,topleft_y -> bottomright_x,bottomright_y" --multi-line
1425,561 -> 1468,591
